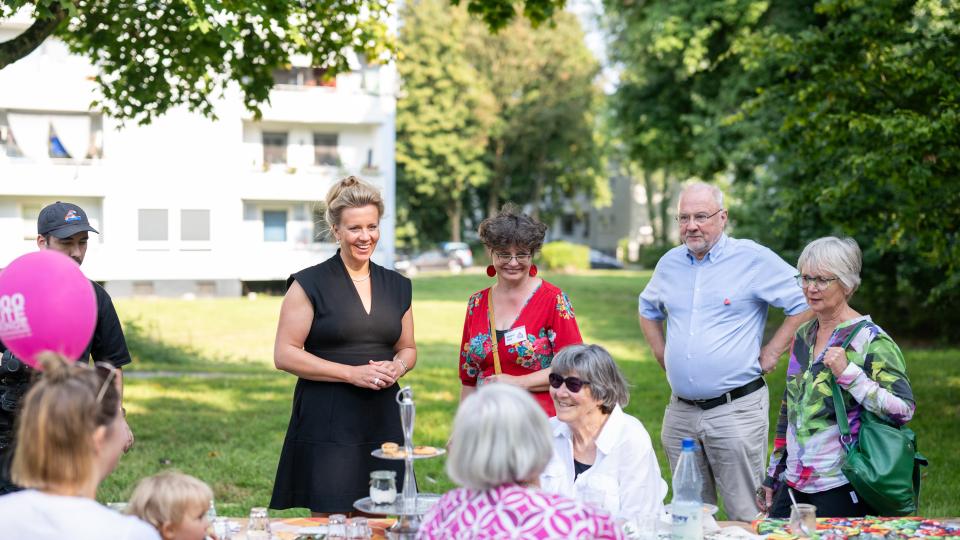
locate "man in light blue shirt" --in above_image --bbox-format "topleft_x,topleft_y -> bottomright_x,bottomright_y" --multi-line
638,183 -> 810,520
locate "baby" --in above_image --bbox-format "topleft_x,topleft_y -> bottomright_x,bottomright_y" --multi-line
127,471 -> 214,540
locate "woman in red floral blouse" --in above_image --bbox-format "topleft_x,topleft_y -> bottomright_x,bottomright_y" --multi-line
459,204 -> 583,416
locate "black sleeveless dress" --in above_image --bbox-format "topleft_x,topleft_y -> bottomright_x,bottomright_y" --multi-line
270,251 -> 410,513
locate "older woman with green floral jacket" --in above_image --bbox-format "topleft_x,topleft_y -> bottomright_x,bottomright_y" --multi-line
760,237 -> 915,518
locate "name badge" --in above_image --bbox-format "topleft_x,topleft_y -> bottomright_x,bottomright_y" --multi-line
504,326 -> 527,346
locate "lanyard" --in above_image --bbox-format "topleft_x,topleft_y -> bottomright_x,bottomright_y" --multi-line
487,289 -> 502,375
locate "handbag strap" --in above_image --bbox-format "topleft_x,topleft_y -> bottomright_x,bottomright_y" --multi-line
829,320 -> 870,450
487,288 -> 502,375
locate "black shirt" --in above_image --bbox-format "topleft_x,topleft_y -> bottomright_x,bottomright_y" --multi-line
82,281 -> 131,368
574,459 -> 592,481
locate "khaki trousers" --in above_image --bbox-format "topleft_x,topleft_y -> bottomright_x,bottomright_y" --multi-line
661,387 -> 769,522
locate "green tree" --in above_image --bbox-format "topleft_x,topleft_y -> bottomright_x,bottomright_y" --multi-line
0,0 -> 565,125
467,10 -> 608,221
396,0 -> 495,244
604,0 -> 960,338
732,0 -> 960,338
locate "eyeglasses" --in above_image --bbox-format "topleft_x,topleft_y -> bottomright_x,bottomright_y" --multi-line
795,274 -> 839,290
94,362 -> 118,403
548,373 -> 591,393
676,209 -> 723,225
494,252 -> 532,264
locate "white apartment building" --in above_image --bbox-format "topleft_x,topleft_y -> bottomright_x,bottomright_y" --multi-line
0,15 -> 397,297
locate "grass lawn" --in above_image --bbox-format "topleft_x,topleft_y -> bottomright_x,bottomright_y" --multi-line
103,271 -> 960,518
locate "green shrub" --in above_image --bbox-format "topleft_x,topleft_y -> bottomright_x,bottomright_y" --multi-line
540,241 -> 589,272
638,243 -> 673,269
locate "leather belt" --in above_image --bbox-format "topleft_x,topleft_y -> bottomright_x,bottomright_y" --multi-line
677,378 -> 766,411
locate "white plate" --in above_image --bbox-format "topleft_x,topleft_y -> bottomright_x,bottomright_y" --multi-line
371,447 -> 446,460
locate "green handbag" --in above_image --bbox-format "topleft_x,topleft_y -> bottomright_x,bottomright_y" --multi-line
829,322 -> 928,516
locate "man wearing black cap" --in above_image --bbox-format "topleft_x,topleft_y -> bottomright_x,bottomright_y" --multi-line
0,201 -> 134,493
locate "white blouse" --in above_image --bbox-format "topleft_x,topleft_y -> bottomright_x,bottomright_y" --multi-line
540,404 -> 667,520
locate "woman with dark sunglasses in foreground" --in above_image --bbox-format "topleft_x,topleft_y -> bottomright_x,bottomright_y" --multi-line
540,344 -> 667,521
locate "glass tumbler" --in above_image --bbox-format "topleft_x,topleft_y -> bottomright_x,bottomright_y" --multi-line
346,516 -> 372,539
789,503 -> 817,538
327,513 -> 347,540
246,507 -> 271,540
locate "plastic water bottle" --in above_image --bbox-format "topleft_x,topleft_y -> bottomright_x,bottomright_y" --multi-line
671,438 -> 703,540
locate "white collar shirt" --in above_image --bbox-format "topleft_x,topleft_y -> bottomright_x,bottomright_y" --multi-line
540,404 -> 667,520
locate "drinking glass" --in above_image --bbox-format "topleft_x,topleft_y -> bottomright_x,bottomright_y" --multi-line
212,517 -> 232,540
246,507 -> 271,540
327,513 -> 347,540
789,503 -> 817,538
346,516 -> 372,539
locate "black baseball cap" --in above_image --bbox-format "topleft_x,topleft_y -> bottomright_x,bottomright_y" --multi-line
37,201 -> 99,238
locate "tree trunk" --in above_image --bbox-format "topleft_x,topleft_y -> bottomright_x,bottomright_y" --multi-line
487,141 -> 505,217
447,196 -> 463,242
658,169 -> 671,246
0,4 -> 66,70
642,168 -> 659,243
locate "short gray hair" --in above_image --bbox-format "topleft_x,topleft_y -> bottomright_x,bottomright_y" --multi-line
551,344 -> 629,414
446,384 -> 553,491
679,182 -> 724,209
797,236 -> 862,296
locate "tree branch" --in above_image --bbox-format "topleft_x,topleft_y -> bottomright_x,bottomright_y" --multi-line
0,3 -> 67,70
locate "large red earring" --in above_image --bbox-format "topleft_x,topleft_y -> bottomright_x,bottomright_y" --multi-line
486,265 -> 497,277
528,264 -> 538,277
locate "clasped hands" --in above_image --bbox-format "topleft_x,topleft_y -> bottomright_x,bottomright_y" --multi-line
351,359 -> 405,390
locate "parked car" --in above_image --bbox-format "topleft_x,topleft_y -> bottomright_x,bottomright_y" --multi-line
441,242 -> 474,267
589,249 -> 624,270
394,249 -> 463,276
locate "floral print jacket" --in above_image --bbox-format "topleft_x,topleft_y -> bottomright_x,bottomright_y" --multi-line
765,316 -> 915,494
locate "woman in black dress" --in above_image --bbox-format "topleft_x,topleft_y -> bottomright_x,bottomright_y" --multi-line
270,176 -> 417,515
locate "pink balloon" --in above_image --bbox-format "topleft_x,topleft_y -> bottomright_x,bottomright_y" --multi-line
0,250 -> 97,368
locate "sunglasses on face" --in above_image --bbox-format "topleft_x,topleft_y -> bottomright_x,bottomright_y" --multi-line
548,373 -> 591,393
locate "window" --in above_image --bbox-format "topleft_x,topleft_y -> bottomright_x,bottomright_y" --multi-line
138,209 -> 169,241
180,209 -> 210,241
49,124 -> 71,159
272,67 -> 336,88
262,132 -> 288,165
0,111 -> 24,158
314,133 -> 339,166
263,210 -> 287,242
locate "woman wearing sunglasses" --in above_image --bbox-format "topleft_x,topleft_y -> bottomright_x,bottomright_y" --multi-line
540,344 -> 667,521
0,353 -> 159,539
458,204 -> 583,416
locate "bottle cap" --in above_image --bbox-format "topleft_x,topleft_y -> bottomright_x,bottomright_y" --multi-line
681,438 -> 695,451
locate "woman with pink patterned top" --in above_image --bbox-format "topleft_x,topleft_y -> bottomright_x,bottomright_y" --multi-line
418,384 -> 623,540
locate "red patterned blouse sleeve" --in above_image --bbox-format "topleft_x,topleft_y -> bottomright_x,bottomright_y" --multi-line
459,290 -> 489,387
549,288 -> 583,355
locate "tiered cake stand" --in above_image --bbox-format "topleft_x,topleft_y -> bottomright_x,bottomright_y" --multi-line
353,387 -> 444,539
